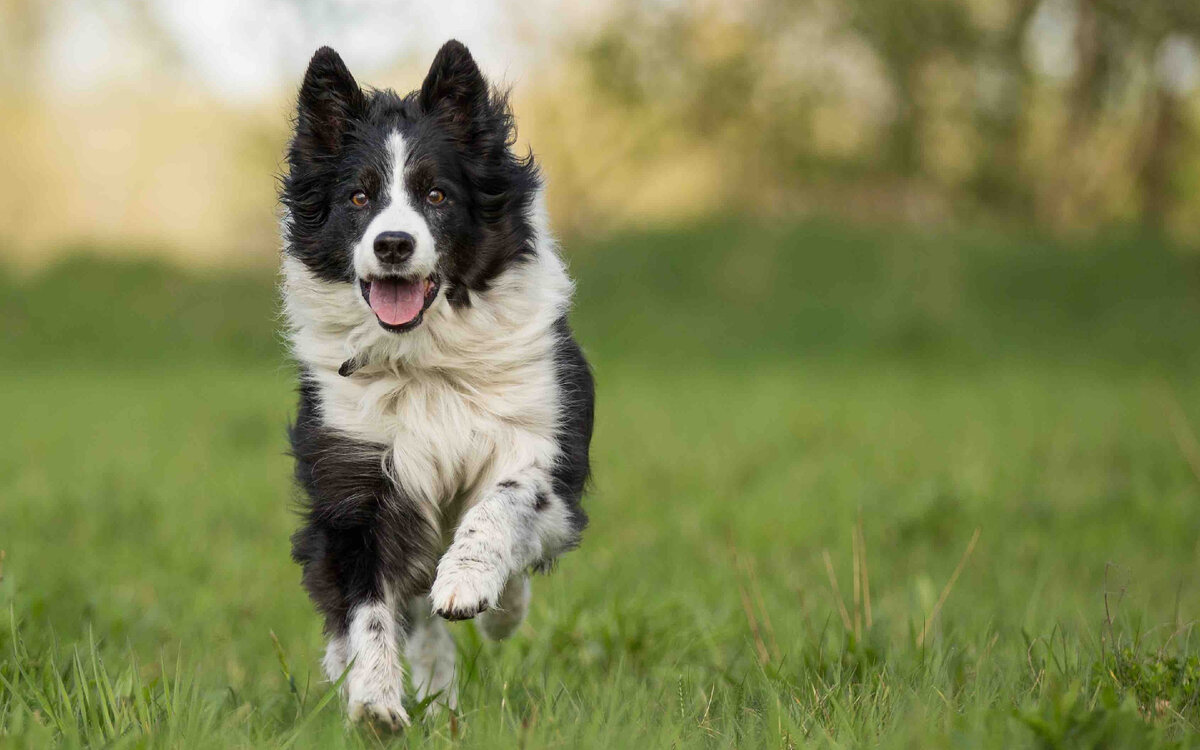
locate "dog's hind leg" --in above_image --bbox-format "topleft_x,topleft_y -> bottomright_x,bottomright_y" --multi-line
322,633 -> 349,684
476,574 -> 530,640
403,596 -> 458,711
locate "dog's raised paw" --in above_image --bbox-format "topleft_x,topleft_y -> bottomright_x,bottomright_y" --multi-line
348,698 -> 409,732
430,565 -> 505,621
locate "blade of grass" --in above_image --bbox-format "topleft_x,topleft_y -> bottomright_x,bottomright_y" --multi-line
821,550 -> 853,632
918,528 -> 981,647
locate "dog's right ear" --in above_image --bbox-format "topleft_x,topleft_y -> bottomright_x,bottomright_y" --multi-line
294,47 -> 364,156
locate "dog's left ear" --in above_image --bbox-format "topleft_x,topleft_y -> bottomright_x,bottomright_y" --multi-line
419,40 -> 488,127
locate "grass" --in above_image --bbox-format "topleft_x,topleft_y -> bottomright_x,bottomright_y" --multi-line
2,218 -> 1200,747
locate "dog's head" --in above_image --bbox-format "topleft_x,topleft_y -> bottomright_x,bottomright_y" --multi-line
281,41 -> 539,335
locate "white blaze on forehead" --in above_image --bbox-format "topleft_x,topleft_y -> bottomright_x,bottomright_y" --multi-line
352,131 -> 437,281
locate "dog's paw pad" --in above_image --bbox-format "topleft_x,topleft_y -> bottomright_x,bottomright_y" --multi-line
349,698 -> 409,731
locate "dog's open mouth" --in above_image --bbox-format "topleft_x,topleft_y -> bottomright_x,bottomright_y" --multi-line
359,275 -> 440,332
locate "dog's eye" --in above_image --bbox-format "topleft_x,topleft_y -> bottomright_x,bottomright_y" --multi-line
426,188 -> 446,206
350,190 -> 369,207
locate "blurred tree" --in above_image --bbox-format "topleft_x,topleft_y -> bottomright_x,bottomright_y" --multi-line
1051,0 -> 1200,229
844,0 -> 977,177
967,0 -> 1040,216
1101,0 -> 1200,229
570,0 -> 1200,237
577,0 -> 811,206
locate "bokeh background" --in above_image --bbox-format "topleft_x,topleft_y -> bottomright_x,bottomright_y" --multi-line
3,0 -> 1200,265
4,0 -> 1200,746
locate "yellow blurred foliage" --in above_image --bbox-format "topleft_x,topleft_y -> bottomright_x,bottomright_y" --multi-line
0,84 -> 283,268
0,66 -> 740,269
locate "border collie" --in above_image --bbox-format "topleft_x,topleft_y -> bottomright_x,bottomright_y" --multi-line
279,40 -> 593,728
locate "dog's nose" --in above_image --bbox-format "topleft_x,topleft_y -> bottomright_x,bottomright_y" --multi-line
374,231 -> 415,266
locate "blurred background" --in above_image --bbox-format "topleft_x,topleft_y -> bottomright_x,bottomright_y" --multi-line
1,0 -> 1199,369
4,1 -> 1200,744
3,0 -> 1200,267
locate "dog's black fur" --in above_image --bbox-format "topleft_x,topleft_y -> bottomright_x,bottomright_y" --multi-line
548,319 -> 593,535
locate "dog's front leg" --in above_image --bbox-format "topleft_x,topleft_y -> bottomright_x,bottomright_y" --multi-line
430,472 -> 573,621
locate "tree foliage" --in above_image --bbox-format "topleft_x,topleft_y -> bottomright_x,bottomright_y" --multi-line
576,0 -> 1200,235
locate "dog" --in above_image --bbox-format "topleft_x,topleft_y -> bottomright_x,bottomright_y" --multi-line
278,40 -> 593,728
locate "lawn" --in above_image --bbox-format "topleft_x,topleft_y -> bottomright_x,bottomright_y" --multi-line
2,219 -> 1200,747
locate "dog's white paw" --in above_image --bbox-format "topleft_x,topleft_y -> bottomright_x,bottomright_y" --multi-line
348,695 -> 409,732
430,558 -> 506,621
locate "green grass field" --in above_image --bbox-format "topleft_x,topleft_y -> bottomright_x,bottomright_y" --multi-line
2,219 -> 1200,747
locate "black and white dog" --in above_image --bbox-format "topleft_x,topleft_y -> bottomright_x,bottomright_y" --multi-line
279,40 -> 593,728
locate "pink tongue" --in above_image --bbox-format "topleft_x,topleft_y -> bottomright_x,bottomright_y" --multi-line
368,278 -> 425,326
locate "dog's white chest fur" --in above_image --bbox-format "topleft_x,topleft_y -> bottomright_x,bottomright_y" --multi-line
316,346 -> 559,523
